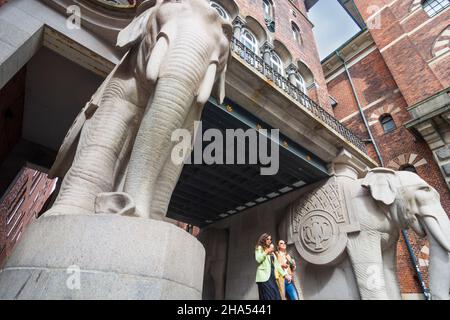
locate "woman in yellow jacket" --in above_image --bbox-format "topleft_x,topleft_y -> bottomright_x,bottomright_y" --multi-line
275,239 -> 299,300
255,233 -> 291,300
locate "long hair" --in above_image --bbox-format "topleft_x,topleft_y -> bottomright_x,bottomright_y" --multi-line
256,233 -> 271,249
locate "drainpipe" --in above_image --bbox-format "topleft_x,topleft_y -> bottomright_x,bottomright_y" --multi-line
335,50 -> 430,300
401,231 -> 431,300
336,50 -> 384,167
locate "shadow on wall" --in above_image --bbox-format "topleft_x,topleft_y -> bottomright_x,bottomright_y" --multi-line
199,227 -> 229,300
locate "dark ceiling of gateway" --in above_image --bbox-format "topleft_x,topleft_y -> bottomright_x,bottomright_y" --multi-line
167,98 -> 330,228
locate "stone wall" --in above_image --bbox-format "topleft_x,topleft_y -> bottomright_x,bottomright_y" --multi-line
199,181 -> 360,300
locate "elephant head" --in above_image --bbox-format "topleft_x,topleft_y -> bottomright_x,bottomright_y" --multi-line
111,0 -> 233,218
117,0 -> 231,104
362,168 -> 450,300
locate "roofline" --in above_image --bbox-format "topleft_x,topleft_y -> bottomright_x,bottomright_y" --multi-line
320,28 -> 368,64
338,0 -> 366,29
305,0 -> 319,11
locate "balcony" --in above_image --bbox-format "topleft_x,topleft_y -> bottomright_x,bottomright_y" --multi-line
230,37 -> 367,155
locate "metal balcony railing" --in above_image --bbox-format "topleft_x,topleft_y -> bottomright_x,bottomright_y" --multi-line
231,37 -> 368,154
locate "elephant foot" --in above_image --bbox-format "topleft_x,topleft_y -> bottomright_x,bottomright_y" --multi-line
94,192 -> 140,217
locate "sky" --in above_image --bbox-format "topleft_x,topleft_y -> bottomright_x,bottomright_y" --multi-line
309,0 -> 362,60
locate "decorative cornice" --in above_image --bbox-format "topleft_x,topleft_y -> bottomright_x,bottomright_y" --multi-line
232,15 -> 246,28
260,40 -> 274,53
286,63 -> 298,75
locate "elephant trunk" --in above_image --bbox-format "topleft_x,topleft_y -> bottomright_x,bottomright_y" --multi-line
124,29 -> 211,217
423,208 -> 450,300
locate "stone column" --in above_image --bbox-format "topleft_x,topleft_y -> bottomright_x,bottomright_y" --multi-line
0,214 -> 205,299
260,41 -> 273,66
330,148 -> 370,234
286,63 -> 298,87
232,16 -> 246,40
331,148 -> 368,180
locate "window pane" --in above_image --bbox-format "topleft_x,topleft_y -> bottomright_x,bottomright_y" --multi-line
211,2 -> 229,20
240,30 -> 258,53
294,74 -> 307,94
381,115 -> 396,133
400,165 -> 417,173
292,22 -> 302,45
271,53 -> 283,75
263,0 -> 273,19
422,0 -> 449,17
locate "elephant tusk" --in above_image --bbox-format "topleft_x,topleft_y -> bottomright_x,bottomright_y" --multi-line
197,63 -> 217,106
147,35 -> 169,82
216,64 -> 227,105
423,216 -> 450,252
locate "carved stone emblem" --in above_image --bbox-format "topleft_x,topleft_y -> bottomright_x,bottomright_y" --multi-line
290,176 -> 359,265
301,212 -> 334,252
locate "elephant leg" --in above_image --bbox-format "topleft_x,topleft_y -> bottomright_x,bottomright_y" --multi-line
123,80 -> 197,217
149,104 -> 204,219
382,239 -> 402,300
347,231 -> 389,300
48,97 -> 141,215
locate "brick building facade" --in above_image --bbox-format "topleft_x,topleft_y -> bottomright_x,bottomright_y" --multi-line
220,0 -> 331,111
324,0 -> 450,297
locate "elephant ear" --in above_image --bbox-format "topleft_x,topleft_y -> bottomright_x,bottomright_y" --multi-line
361,168 -> 398,206
116,0 -> 160,48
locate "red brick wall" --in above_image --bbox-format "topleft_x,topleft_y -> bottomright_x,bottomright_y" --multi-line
352,0 -> 449,106
328,45 -> 450,208
326,39 -> 450,295
234,0 -> 332,112
0,167 -> 57,266
328,49 -> 399,121
397,236 -> 429,295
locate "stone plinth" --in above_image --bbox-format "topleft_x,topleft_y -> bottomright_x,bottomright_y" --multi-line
0,214 -> 205,299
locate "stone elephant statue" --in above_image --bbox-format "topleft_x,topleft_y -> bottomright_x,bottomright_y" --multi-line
47,0 -> 232,219
280,168 -> 450,300
198,227 -> 229,300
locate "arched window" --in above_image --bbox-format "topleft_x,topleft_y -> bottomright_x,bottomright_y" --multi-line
263,0 -> 275,31
263,0 -> 274,20
271,52 -> 283,75
293,73 -> 307,94
291,22 -> 302,45
210,2 -> 229,20
400,164 -> 417,173
240,29 -> 258,53
422,0 -> 449,17
380,114 -> 396,133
